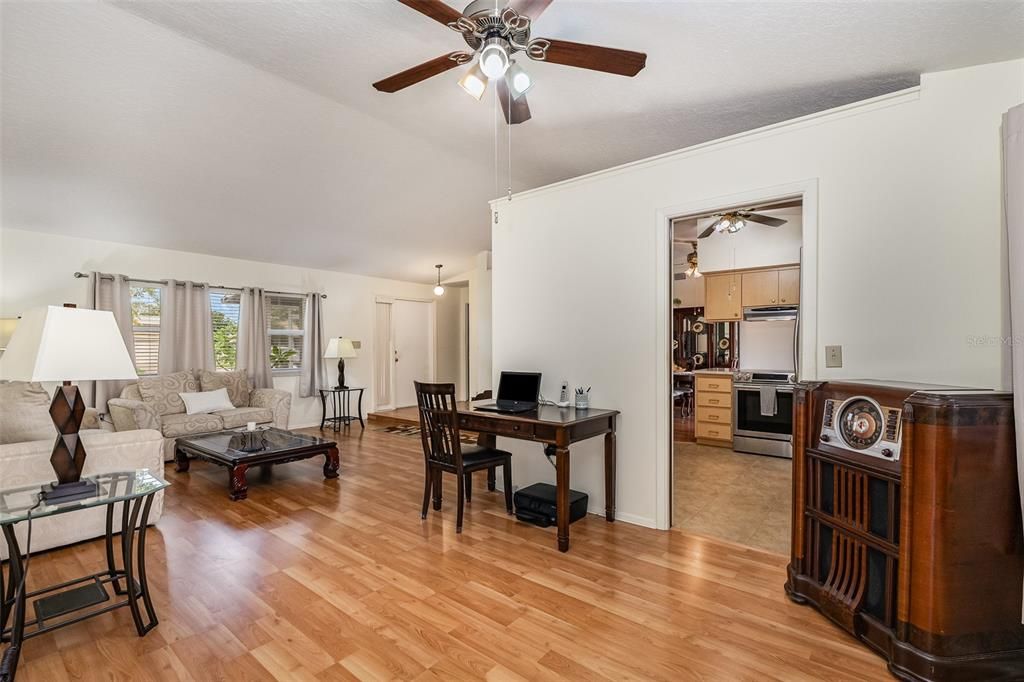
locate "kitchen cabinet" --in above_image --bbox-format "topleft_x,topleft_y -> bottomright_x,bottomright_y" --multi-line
778,267 -> 800,304
704,273 -> 741,321
741,270 -> 781,307
694,373 -> 732,446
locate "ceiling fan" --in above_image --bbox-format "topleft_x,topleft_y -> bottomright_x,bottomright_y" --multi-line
372,0 -> 648,124
698,199 -> 801,239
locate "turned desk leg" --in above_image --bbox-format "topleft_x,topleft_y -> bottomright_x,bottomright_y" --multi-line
555,446 -> 570,552
605,428 -> 616,522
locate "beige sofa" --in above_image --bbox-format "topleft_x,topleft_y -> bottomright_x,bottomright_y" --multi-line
0,381 -> 164,558
107,369 -> 291,461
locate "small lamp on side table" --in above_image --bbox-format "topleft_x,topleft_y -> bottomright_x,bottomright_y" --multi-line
324,337 -> 357,389
0,305 -> 139,502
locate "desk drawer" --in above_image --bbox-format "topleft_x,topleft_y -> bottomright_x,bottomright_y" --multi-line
697,392 -> 730,409
695,422 -> 731,441
696,406 -> 731,425
459,416 -> 534,439
696,376 -> 732,394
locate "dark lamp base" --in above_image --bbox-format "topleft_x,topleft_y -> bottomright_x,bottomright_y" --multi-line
40,479 -> 99,504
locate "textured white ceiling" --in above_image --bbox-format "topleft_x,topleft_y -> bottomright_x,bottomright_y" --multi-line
3,1 -> 1023,281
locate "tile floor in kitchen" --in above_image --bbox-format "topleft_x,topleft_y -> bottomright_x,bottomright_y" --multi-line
672,440 -> 792,555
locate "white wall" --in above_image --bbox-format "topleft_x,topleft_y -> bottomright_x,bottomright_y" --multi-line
434,285 -> 464,389
698,214 -> 802,272
0,228 -> 434,427
738,320 -> 796,372
492,60 -> 1024,529
446,251 -> 493,398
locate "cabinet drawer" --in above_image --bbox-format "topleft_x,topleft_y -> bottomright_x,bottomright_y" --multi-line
459,415 -> 533,439
696,376 -> 732,393
697,392 -> 730,408
696,406 -> 731,425
696,422 -> 731,441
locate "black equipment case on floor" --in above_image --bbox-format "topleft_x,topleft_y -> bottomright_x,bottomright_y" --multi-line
513,483 -> 588,528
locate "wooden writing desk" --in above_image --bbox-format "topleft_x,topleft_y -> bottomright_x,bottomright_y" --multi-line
458,401 -> 619,552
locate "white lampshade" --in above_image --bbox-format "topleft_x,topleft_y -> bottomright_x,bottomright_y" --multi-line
324,337 -> 357,359
0,306 -> 138,382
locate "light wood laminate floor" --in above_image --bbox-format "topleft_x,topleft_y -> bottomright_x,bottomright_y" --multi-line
14,425 -> 884,681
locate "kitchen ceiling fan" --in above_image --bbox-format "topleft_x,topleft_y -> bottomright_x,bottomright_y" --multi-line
698,199 -> 801,239
372,0 -> 648,124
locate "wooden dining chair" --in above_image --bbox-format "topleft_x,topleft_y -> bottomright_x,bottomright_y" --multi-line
414,381 -> 513,532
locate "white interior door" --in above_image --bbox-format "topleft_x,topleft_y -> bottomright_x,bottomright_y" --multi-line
393,299 -> 434,407
374,302 -> 393,410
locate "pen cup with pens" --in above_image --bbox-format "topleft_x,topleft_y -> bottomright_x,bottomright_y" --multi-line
575,386 -> 590,410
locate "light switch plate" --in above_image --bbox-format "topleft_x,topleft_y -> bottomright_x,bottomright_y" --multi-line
825,345 -> 843,368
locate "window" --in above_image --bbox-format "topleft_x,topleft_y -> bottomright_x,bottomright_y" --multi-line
130,286 -> 161,376
210,290 -> 241,371
267,294 -> 305,371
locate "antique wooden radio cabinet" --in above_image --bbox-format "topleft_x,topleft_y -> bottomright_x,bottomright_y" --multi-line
786,381 -> 1024,680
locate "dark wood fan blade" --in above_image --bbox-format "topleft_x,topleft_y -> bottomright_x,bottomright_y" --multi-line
509,0 -> 555,20
744,213 -> 788,227
496,78 -> 532,124
396,0 -> 463,26
699,223 -> 718,239
373,53 -> 465,92
534,38 -> 646,76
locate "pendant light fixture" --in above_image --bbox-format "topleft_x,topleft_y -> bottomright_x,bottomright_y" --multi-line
433,264 -> 445,296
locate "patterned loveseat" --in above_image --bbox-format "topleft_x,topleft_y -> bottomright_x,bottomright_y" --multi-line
107,369 -> 291,461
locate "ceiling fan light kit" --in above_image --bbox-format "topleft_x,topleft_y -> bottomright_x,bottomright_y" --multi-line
458,59 -> 488,99
374,0 -> 648,124
696,200 -> 798,239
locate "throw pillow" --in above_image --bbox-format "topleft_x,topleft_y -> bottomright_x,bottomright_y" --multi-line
180,388 -> 235,415
138,370 -> 199,415
0,405 -> 54,445
199,369 -> 250,408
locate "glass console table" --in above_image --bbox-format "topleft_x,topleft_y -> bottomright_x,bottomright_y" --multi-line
0,470 -> 168,678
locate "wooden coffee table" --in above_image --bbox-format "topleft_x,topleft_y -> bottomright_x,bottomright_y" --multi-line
174,428 -> 339,500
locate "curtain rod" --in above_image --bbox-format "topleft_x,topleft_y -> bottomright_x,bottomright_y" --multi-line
73,272 -> 327,299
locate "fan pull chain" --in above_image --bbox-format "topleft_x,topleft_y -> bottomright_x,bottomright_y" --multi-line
507,80 -> 512,201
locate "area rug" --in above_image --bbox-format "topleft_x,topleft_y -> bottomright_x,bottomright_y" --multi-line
374,424 -> 478,445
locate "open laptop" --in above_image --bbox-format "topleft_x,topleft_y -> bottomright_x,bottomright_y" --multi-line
474,371 -> 542,414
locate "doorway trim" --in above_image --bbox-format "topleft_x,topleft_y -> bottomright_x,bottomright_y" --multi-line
653,178 -> 820,531
374,295 -> 438,410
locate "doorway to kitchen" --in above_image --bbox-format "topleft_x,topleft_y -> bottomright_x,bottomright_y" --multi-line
668,195 -> 804,554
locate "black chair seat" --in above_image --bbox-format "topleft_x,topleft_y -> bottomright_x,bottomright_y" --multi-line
456,446 -> 512,470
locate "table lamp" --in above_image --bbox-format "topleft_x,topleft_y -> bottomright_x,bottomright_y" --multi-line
0,305 -> 138,502
324,337 -> 357,389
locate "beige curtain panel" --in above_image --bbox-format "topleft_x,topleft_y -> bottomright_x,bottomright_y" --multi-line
237,287 -> 273,389
159,280 -> 214,374
84,272 -> 136,409
298,292 -> 326,398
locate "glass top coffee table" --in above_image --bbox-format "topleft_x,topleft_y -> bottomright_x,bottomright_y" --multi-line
174,428 -> 339,501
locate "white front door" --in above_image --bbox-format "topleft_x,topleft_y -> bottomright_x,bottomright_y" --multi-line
393,299 -> 434,407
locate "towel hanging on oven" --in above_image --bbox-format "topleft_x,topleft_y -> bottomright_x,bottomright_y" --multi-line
759,385 -> 778,417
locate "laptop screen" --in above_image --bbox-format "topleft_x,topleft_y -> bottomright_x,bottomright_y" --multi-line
496,372 -> 542,404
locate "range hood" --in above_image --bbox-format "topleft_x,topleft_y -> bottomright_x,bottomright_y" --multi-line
743,305 -> 798,322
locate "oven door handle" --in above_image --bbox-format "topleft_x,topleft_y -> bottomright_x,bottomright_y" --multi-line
734,384 -> 795,392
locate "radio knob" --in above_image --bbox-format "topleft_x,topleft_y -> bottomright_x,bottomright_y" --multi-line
820,434 -> 830,443
881,448 -> 894,458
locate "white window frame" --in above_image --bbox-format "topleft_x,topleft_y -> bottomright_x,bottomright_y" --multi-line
129,283 -> 164,377
267,293 -> 306,376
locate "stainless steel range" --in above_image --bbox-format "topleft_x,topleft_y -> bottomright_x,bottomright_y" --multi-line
732,370 -> 795,458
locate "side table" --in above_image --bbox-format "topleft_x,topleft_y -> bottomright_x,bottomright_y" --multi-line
319,387 -> 365,432
0,469 -> 168,679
